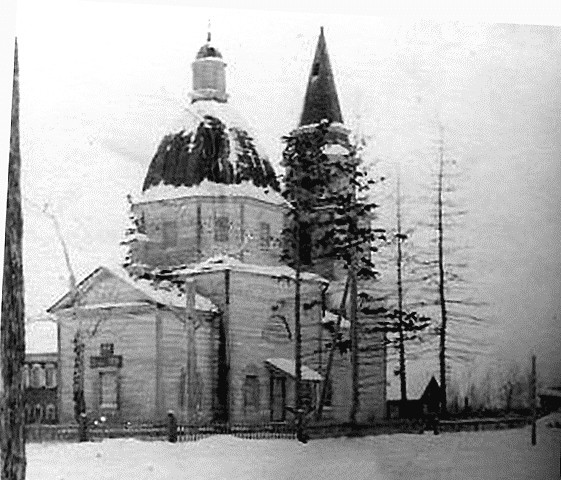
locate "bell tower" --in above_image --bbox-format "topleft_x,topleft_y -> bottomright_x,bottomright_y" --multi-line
285,27 -> 352,280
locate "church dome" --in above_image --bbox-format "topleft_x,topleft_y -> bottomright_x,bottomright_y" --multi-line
142,100 -> 280,193
196,44 -> 222,59
142,33 -> 280,197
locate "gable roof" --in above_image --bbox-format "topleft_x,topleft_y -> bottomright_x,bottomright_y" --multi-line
47,265 -> 217,313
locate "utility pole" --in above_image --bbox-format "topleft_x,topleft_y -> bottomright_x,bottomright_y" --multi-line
531,354 -> 537,446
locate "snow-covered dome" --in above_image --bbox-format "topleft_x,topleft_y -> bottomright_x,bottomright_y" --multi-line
142,101 -> 280,193
142,35 -> 280,195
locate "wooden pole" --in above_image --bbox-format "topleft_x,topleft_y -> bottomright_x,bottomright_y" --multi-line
531,354 -> 537,446
1,39 -> 27,480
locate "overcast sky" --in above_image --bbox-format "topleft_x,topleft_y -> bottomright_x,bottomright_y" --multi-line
2,0 -> 561,393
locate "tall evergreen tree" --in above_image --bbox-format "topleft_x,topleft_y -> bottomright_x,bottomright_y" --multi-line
282,120 -> 383,425
1,39 -> 26,480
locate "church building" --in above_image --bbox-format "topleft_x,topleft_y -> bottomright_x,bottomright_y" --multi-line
48,28 -> 386,425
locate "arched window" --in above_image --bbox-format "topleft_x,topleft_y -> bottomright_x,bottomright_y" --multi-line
34,404 -> 43,423
45,404 -> 56,423
45,363 -> 57,388
30,364 -> 45,388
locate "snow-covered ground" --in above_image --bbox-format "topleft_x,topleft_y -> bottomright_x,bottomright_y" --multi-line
27,416 -> 560,480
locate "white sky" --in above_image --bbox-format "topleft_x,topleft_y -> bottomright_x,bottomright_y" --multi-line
2,0 -> 561,394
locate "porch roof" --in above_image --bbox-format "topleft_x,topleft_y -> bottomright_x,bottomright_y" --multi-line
265,358 -> 323,382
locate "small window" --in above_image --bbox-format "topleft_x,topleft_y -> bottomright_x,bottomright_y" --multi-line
259,222 -> 271,249
30,364 -> 45,388
100,343 -> 114,357
162,220 -> 178,248
45,404 -> 56,423
323,379 -> 333,407
312,62 -> 320,76
243,375 -> 260,411
25,404 -> 33,423
45,363 -> 57,388
23,364 -> 30,388
301,382 -> 315,410
215,216 -> 229,242
100,371 -> 118,409
34,404 -> 43,423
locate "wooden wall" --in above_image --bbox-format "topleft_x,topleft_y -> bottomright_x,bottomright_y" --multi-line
132,195 -> 284,268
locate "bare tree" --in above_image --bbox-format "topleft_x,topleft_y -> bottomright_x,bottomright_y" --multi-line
1,39 -> 26,480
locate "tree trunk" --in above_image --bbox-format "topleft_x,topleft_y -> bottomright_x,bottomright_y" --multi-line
316,274 -> 350,421
437,124 -> 448,416
1,39 -> 27,480
349,256 -> 359,425
349,185 -> 359,425
294,220 -> 304,441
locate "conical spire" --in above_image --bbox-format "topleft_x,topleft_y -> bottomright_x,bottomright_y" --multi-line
299,27 -> 343,127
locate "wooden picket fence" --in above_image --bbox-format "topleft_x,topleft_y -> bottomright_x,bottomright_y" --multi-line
439,416 -> 532,433
176,422 -> 297,441
26,424 -> 78,442
25,416 -> 532,443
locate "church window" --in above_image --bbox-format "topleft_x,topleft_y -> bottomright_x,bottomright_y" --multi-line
162,220 -> 178,248
99,371 -> 119,409
45,363 -> 57,388
215,216 -> 229,242
259,222 -> 270,248
30,364 -> 45,388
243,375 -> 260,410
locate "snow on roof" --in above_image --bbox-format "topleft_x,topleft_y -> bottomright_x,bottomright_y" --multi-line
322,310 -> 350,329
107,266 -> 217,312
539,387 -> 561,398
186,100 -> 268,156
48,265 -> 217,313
322,143 -> 350,156
265,358 -> 323,382
136,180 -> 286,206
174,255 -> 328,284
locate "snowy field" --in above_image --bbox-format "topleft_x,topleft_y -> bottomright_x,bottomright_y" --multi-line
27,417 -> 560,480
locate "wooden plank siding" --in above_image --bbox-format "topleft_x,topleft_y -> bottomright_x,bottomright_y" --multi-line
131,196 -> 284,269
